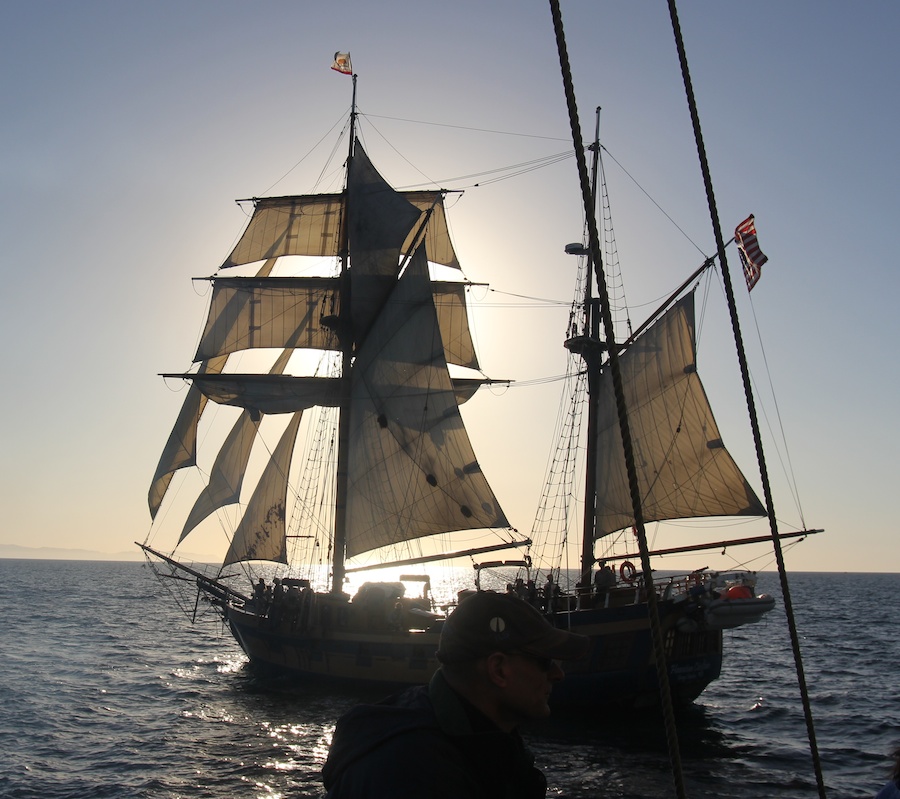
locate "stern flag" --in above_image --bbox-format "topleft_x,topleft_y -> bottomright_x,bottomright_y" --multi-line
331,52 -> 352,75
735,214 -> 768,291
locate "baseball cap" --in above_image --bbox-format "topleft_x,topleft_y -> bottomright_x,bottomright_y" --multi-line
436,591 -> 590,664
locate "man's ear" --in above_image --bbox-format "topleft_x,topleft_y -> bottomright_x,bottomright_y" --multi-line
484,651 -> 512,688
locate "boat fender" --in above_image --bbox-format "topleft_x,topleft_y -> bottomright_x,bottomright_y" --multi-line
619,561 -> 637,583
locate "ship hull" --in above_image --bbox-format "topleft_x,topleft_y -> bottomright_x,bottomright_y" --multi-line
551,603 -> 723,709
226,605 -> 440,685
220,594 -> 722,709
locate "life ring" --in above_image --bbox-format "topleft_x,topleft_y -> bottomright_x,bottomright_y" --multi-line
619,561 -> 637,583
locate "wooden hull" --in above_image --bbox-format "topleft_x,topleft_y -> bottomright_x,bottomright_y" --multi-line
220,593 -> 722,709
226,605 -> 441,685
550,603 -> 723,709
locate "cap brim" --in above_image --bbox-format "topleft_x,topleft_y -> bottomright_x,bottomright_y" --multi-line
522,626 -> 590,661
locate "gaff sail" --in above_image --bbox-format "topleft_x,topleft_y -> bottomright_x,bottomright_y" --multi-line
593,293 -> 765,540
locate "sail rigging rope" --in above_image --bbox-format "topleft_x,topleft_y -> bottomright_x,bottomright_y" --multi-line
666,1 -> 827,796
742,301 -> 808,528
476,287 -> 570,306
350,111 -> 575,192
256,111 -> 351,198
399,151 -> 575,191
547,3 -> 688,797
598,144 -> 707,259
362,112 -> 572,142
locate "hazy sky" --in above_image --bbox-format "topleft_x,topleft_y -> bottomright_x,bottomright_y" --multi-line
2,1 -> 897,573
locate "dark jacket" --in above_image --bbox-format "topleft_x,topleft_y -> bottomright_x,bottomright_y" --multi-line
322,669 -> 547,798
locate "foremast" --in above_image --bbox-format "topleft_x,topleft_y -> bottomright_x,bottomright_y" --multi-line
149,71 -> 514,589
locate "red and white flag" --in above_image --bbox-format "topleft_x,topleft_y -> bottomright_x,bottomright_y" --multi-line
734,214 -> 768,291
331,52 -> 352,75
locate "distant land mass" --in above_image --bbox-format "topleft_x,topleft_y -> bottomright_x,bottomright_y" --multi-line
0,544 -> 215,562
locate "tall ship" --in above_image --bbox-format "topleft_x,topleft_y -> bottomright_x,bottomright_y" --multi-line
141,65 -> 818,709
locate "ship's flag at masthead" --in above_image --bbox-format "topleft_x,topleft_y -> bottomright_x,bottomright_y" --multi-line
331,52 -> 352,75
735,214 -> 768,291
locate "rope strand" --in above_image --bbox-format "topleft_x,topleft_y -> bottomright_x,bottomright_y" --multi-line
666,1 -> 827,796
547,3 -> 688,797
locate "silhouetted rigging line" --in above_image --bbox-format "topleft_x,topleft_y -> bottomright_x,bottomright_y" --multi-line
599,144 -> 706,257
396,151 -> 575,190
361,112 -> 571,142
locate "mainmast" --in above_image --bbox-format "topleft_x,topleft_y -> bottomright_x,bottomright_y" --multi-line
566,107 -> 605,588
331,72 -> 358,595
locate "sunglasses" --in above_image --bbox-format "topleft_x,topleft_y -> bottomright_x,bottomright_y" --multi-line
509,650 -> 556,672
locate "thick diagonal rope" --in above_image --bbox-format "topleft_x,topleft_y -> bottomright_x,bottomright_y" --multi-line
547,3 -> 687,797
666,2 -> 827,796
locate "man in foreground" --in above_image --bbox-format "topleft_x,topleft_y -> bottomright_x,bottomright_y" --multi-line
322,590 -> 590,798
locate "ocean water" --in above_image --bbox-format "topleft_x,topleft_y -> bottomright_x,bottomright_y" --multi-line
1,560 -> 897,799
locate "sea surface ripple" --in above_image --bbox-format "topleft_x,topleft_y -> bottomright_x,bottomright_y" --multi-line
0,560 -> 896,798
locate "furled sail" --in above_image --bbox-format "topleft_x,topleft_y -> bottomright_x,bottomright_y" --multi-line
344,246 -> 508,558
593,293 -> 765,539
191,374 -> 487,413
223,411 -> 303,566
190,375 -> 342,415
148,355 -> 228,518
